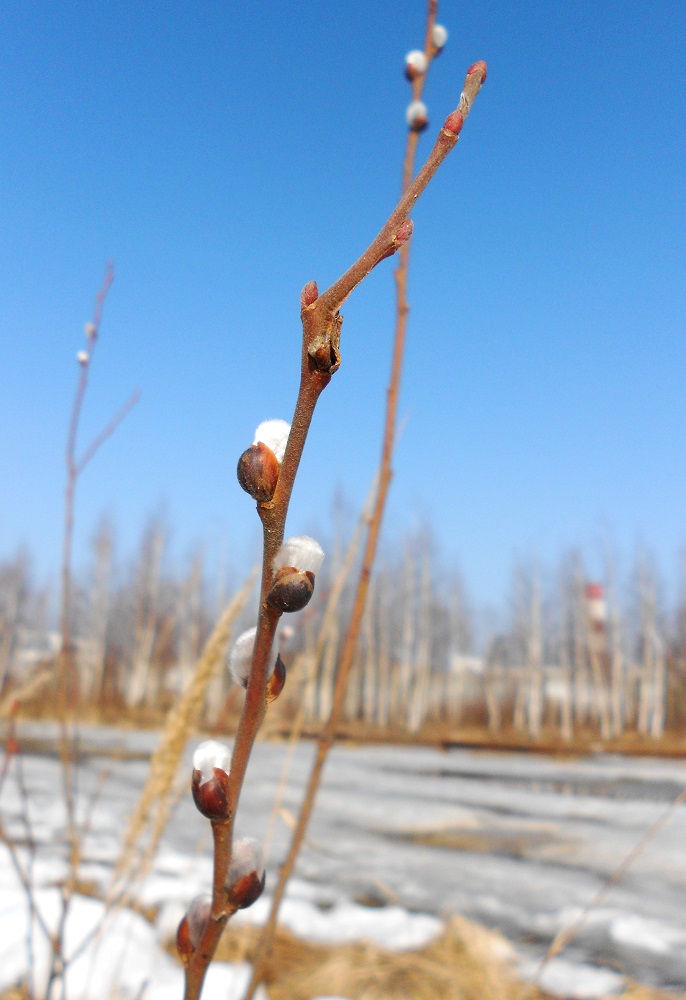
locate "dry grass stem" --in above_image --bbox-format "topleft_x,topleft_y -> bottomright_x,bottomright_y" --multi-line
111,569 -> 256,894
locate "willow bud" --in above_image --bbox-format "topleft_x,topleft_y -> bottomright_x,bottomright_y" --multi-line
228,626 -> 278,688
226,838 -> 265,910
237,441 -> 279,502
431,24 -> 448,50
404,49 -> 428,80
406,100 -> 428,131
191,740 -> 231,820
267,536 -> 324,614
237,419 -> 291,503
177,895 -> 211,962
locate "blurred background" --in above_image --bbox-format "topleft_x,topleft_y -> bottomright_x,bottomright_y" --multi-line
1,0 -> 685,733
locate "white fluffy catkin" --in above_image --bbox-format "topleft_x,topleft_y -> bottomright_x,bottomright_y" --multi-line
228,626 -> 277,686
253,419 -> 291,463
192,739 -> 231,782
272,535 -> 324,575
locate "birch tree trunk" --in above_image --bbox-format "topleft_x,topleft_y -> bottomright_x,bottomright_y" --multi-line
397,547 -> 416,727
408,551 -> 431,733
526,576 -> 543,739
361,580 -> 377,725
80,520 -> 112,703
650,629 -> 666,739
125,523 -> 164,708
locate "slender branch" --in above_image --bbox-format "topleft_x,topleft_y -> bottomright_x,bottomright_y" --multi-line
54,263 -> 138,1000
183,31 -> 486,1000
315,59 -> 485,319
75,389 -> 141,476
243,21 -> 486,1000
61,263 -> 115,665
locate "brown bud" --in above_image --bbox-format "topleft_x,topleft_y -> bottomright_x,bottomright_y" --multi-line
237,442 -> 279,503
266,654 -> 287,703
267,567 -> 315,614
177,896 -> 212,961
192,766 -> 230,820
176,915 -> 194,963
227,869 -> 266,910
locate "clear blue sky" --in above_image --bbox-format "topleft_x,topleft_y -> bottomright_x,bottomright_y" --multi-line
1,0 -> 685,610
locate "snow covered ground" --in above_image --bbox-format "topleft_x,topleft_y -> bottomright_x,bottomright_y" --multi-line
1,723 -> 685,999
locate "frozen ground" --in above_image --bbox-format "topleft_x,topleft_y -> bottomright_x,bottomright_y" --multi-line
1,723 -> 685,999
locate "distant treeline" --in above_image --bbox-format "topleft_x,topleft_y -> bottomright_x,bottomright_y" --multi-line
1,516 -> 685,739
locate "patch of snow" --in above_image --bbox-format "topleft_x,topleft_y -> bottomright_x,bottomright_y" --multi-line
523,958 -> 624,999
610,913 -> 686,954
233,896 -> 441,950
0,888 -> 268,1000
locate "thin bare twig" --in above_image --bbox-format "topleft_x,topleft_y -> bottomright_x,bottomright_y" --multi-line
536,784 -> 686,979
183,17 -> 486,997
243,10 -> 486,998
75,389 -> 141,476
51,264 -> 139,1000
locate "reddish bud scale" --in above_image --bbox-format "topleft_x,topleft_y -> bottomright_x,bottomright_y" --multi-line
300,281 -> 319,308
379,219 -> 414,262
192,766 -> 230,820
442,110 -> 464,137
176,916 -> 194,963
394,219 -> 414,246
237,442 -> 279,503
266,654 -> 287,703
6,736 -> 19,756
267,567 -> 315,614
227,870 -> 266,910
467,60 -> 487,83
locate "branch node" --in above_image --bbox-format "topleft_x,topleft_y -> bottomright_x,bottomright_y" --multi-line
308,312 -> 342,374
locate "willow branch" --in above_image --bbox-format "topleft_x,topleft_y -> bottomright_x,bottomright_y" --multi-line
184,51 -> 487,1000
315,59 -> 486,319
242,40 -> 488,1000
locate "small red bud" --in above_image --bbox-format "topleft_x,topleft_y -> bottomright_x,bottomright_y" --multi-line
395,219 -> 413,246
237,442 -> 280,503
176,916 -> 194,963
300,281 -> 319,309
443,110 -> 464,137
265,654 -> 287,703
226,838 -> 266,910
228,870 -> 265,910
267,567 -> 315,614
379,219 -> 414,262
192,766 -> 230,820
467,60 -> 487,84
178,896 -> 212,961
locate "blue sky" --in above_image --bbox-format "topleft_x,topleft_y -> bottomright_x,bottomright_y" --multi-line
1,0 -> 685,610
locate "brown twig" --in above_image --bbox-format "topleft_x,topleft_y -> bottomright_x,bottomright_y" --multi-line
51,264 -> 139,1000
242,13 -> 485,1000
182,17 -> 486,995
